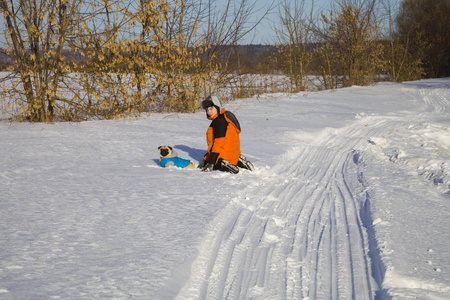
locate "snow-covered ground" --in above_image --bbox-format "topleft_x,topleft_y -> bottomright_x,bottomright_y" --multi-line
1,78 -> 449,299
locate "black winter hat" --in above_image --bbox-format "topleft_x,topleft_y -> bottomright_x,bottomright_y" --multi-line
201,95 -> 221,110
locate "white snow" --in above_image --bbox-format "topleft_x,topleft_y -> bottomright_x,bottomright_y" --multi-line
1,78 -> 449,299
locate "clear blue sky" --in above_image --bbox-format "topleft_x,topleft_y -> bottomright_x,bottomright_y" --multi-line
240,0 -> 332,44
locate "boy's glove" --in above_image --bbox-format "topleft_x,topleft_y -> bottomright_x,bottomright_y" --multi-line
202,163 -> 214,172
197,159 -> 207,169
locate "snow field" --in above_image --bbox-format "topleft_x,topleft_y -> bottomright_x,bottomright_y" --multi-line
1,78 -> 449,299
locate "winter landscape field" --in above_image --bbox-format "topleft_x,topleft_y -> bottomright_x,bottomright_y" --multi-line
1,78 -> 449,299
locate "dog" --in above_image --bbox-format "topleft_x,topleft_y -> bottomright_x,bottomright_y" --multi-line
158,146 -> 195,169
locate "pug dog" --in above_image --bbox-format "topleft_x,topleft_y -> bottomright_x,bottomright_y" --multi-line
158,146 -> 195,169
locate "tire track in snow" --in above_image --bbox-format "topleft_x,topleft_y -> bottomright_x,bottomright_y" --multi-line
176,118 -> 390,300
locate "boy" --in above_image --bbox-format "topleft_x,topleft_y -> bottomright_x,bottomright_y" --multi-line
198,95 -> 254,174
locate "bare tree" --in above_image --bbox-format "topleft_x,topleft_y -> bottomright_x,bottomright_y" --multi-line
377,0 -> 425,82
1,0 -> 83,121
316,0 -> 383,87
74,0 -> 133,120
395,0 -> 449,79
197,0 -> 271,99
275,0 -> 313,92
380,0 -> 402,81
0,0 -> 132,121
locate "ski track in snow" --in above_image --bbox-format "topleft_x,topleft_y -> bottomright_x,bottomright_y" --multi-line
176,120 -> 387,300
175,84 -> 450,299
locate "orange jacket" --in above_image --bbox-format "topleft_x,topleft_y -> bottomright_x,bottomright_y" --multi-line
203,108 -> 241,166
